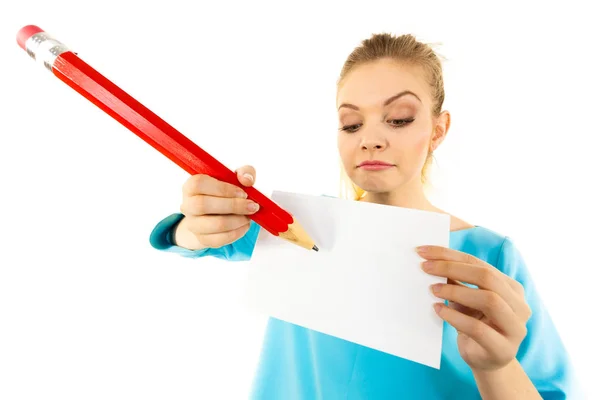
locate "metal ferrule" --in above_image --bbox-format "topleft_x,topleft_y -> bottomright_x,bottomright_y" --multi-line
25,32 -> 70,71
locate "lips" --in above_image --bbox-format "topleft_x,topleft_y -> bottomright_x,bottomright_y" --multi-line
356,160 -> 395,171
358,160 -> 394,167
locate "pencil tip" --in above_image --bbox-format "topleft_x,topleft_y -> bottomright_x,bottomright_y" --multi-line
312,245 -> 319,252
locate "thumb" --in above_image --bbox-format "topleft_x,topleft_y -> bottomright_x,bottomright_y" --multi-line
234,165 -> 256,187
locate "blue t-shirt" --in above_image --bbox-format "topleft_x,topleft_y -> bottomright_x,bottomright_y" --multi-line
149,213 -> 581,399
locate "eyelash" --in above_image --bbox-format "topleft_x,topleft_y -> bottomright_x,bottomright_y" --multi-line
339,118 -> 415,133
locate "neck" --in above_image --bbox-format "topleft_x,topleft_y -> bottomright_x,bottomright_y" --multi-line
361,177 -> 437,212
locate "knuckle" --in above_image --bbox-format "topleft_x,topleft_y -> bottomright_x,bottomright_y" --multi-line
237,198 -> 252,214
180,197 -> 192,215
187,174 -> 200,187
478,269 -> 497,288
434,260 -> 446,272
225,226 -> 245,243
442,283 -> 455,297
470,320 -> 487,340
519,324 -> 528,339
465,253 -> 478,265
229,197 -> 242,213
443,261 -> 456,275
195,173 -> 209,184
434,246 -> 446,256
192,196 -> 207,215
184,174 -> 207,194
514,280 -> 526,296
483,291 -> 502,312
195,174 -> 211,189
524,304 -> 533,320
226,184 -> 241,197
213,216 -> 229,232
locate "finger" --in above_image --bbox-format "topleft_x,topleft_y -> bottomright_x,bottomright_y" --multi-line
183,174 -> 248,198
504,278 -> 528,305
431,283 -> 526,338
234,165 -> 256,187
186,214 -> 251,235
181,195 -> 260,216
417,246 -> 529,308
417,245 -> 488,268
196,223 -> 251,248
447,278 -> 468,287
508,280 -> 532,321
446,280 -> 483,318
447,301 -> 482,319
422,260 -> 509,295
422,260 -> 524,316
433,302 -> 511,362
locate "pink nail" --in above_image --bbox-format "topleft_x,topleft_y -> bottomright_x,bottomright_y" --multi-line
243,173 -> 254,183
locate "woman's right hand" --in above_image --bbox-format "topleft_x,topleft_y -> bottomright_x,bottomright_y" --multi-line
173,165 -> 259,250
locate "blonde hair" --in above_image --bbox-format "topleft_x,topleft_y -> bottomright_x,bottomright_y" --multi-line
336,33 -> 446,200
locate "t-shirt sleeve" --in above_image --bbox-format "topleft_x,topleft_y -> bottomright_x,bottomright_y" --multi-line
496,237 -> 583,399
148,212 -> 260,261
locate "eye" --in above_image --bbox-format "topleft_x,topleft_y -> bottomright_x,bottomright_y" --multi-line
339,123 -> 362,133
388,118 -> 415,128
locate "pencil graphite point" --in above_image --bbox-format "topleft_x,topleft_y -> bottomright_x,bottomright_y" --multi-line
279,217 -> 318,252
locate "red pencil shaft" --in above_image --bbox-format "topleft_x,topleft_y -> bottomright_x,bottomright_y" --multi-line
51,51 -> 292,235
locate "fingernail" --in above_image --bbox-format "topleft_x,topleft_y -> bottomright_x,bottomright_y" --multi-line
247,202 -> 259,212
430,283 -> 442,293
416,246 -> 430,254
236,189 -> 248,199
433,303 -> 443,313
243,173 -> 254,183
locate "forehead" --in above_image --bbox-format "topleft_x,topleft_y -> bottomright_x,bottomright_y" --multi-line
337,59 -> 430,108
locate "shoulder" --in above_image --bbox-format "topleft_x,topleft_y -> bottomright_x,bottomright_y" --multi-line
449,214 -> 475,232
453,225 -> 526,276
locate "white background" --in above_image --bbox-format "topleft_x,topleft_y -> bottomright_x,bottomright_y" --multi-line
1,1 -> 597,398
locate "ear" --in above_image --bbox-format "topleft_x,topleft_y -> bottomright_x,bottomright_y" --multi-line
430,111 -> 451,152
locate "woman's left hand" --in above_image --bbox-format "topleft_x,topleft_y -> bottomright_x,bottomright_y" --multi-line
417,245 -> 532,372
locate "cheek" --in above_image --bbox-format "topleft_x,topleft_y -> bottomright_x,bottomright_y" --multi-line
337,134 -> 354,162
414,133 -> 431,154
393,128 -> 430,163
407,125 -> 430,150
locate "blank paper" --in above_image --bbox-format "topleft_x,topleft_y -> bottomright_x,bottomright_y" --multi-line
242,191 -> 450,369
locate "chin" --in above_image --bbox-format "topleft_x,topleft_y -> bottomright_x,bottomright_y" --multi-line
353,173 -> 413,194
353,179 -> 400,194
348,166 -> 414,191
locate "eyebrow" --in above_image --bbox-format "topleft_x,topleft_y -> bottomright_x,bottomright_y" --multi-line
338,90 -> 421,111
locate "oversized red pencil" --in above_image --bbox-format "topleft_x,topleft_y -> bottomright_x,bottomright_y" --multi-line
16,25 -> 318,252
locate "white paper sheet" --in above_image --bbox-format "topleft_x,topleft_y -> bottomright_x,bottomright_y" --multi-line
242,191 -> 450,369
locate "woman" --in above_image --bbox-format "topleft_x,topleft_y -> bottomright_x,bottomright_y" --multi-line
149,33 -> 579,399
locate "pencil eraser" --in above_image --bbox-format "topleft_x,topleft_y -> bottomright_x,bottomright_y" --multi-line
17,25 -> 44,50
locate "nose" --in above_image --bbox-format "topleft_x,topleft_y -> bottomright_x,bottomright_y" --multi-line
360,129 -> 388,151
